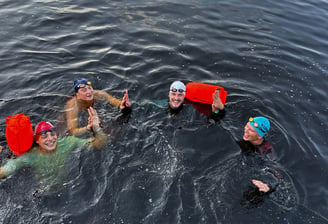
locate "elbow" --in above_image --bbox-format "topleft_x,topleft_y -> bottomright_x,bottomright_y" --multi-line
0,169 -> 6,179
93,141 -> 106,150
93,133 -> 107,150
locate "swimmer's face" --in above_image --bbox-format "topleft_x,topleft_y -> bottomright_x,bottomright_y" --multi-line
36,131 -> 58,152
243,122 -> 261,142
76,85 -> 94,101
168,91 -> 185,109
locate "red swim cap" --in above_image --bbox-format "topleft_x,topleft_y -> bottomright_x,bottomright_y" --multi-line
34,121 -> 54,142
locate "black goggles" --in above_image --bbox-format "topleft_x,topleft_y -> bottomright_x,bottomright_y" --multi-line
170,88 -> 185,93
36,127 -> 56,136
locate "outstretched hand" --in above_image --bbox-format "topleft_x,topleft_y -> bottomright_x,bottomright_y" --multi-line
88,107 -> 100,131
120,90 -> 131,110
252,179 -> 270,192
212,89 -> 224,111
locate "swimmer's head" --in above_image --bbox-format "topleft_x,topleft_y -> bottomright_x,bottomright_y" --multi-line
248,116 -> 270,137
34,121 -> 55,142
34,121 -> 57,151
169,81 -> 186,94
74,78 -> 92,93
168,81 -> 186,110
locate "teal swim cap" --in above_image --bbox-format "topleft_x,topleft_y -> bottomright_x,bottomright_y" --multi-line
249,116 -> 270,137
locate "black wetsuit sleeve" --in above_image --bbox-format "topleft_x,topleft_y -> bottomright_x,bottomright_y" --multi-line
266,183 -> 277,194
120,106 -> 132,115
209,109 -> 225,122
260,168 -> 281,195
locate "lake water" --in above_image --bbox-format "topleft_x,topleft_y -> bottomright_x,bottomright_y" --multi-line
0,0 -> 327,223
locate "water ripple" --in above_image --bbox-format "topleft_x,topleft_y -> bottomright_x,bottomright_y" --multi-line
0,0 -> 328,223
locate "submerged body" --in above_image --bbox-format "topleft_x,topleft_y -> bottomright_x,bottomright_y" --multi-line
1,136 -> 90,182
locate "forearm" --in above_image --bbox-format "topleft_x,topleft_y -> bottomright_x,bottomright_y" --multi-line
210,108 -> 225,121
92,127 -> 107,149
70,126 -> 89,136
66,115 -> 89,136
212,103 -> 224,111
95,90 -> 121,107
107,95 -> 121,107
121,106 -> 132,114
66,103 -> 87,136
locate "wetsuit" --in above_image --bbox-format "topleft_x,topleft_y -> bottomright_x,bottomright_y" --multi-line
150,98 -> 225,122
236,139 -> 285,207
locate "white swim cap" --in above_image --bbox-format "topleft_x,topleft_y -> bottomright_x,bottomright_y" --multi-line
169,81 -> 186,93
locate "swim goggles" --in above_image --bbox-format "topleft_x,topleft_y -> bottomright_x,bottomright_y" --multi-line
36,127 -> 56,136
77,81 -> 92,89
170,88 -> 185,93
249,117 -> 269,134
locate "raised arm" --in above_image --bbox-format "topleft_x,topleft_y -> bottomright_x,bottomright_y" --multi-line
95,89 -> 132,114
209,89 -> 225,121
212,89 -> 224,112
120,90 -> 132,114
94,89 -> 122,107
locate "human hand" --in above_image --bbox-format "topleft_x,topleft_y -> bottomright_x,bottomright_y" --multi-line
88,107 -> 100,130
86,116 -> 92,131
252,179 -> 270,192
120,90 -> 131,109
0,145 -> 2,152
212,89 -> 224,111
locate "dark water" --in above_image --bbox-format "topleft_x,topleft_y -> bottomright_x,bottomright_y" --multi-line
0,0 -> 328,223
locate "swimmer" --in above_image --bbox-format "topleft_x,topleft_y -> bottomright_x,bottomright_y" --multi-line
65,78 -> 131,136
0,107 -> 106,179
238,116 -> 273,155
237,116 -> 276,193
168,81 -> 224,117
243,116 -> 270,146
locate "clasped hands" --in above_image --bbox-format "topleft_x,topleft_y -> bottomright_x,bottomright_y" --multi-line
87,107 -> 101,132
120,90 -> 131,110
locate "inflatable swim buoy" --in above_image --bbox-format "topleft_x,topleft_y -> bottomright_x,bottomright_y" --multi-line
5,113 -> 33,156
185,82 -> 227,105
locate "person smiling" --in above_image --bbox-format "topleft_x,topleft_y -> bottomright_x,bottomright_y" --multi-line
239,116 -> 272,154
237,116 -> 277,193
0,107 -> 106,180
168,81 -> 186,111
65,78 -> 131,136
167,81 -> 224,117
